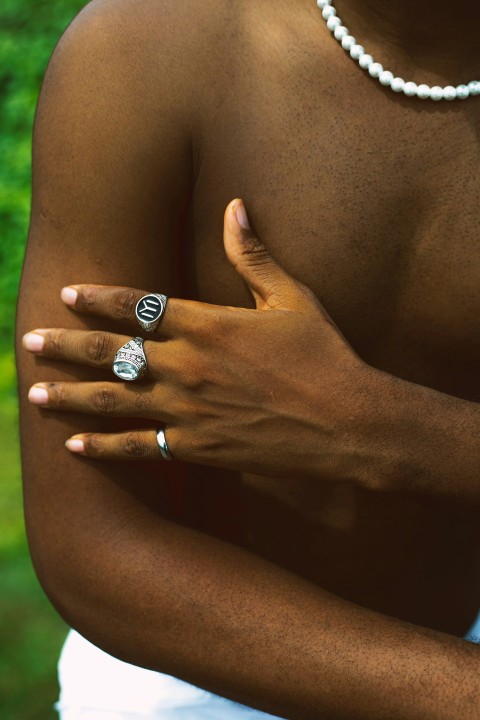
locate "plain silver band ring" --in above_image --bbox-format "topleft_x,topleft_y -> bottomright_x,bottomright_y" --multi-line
135,293 -> 168,333
156,428 -> 172,461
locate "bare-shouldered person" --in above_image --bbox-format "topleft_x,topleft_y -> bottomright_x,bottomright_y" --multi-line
16,0 -> 480,718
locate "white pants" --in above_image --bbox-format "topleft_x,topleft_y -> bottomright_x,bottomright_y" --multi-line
57,613 -> 480,720
56,630 -> 285,720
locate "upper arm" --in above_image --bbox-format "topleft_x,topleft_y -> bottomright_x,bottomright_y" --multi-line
16,0 -> 194,601
29,0 -> 194,274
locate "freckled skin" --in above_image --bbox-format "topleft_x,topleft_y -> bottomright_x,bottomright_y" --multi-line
15,0 -> 480,717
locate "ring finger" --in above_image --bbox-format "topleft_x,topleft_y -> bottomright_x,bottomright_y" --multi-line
28,380 -> 177,421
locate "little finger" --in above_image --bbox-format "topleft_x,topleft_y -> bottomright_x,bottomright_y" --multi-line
65,428 -> 174,461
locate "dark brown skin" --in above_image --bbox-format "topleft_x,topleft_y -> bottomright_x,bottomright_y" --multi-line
15,0 -> 480,717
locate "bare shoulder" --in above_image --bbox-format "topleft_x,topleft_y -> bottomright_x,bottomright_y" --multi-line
41,0 -> 289,127
50,0 -> 241,84
41,1 -> 189,117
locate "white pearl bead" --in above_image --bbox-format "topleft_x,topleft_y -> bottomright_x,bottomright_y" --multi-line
456,84 -> 470,100
443,86 -> 457,101
358,53 -> 374,69
416,84 -> 431,99
327,15 -> 341,30
469,81 -> 480,96
322,5 -> 336,19
391,77 -> 405,93
403,81 -> 417,97
334,25 -> 349,40
317,2 -> 478,102
379,70 -> 393,86
430,86 -> 444,101
341,35 -> 356,51
349,44 -> 365,60
368,63 -> 383,79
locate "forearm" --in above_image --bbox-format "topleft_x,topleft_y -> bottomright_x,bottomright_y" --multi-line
21,453 -> 480,720
363,368 -> 480,505
17,307 -> 480,719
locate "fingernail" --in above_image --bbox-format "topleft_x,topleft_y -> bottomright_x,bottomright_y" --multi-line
235,200 -> 250,230
65,437 -> 85,453
28,385 -> 49,404
61,287 -> 78,306
23,332 -> 45,352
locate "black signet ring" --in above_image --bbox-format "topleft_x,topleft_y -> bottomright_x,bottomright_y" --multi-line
135,293 -> 168,333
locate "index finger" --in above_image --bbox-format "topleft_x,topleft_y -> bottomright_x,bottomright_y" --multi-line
61,284 -> 197,338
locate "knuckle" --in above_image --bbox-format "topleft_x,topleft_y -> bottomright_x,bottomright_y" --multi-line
86,332 -> 111,363
115,289 -> 139,320
121,431 -> 147,457
181,361 -> 206,391
81,286 -> 99,311
47,382 -> 66,407
291,282 -> 321,312
295,281 -> 316,303
83,433 -> 105,457
92,385 -> 117,414
189,428 -> 219,458
238,233 -> 264,256
133,388 -> 151,412
48,329 -> 66,356
242,246 -> 270,268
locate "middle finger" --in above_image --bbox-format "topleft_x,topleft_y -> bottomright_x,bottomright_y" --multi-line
22,328 -> 169,379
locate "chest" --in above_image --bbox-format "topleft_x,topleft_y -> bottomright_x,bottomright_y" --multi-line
170,4 -> 480,626
191,60 -> 480,394
188,33 -> 480,397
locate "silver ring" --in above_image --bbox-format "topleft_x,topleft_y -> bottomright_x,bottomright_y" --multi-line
156,428 -> 172,461
112,337 -> 147,381
135,293 -> 168,333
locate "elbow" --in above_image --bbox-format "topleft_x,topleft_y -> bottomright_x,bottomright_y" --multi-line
25,519 -> 86,629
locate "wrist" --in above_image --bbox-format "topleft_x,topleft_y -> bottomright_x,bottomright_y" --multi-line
346,366 -> 423,493
377,373 -> 480,503
307,359 -> 403,490
354,364 -> 480,506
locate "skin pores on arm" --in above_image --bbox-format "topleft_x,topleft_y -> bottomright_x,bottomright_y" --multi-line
16,0 -> 194,619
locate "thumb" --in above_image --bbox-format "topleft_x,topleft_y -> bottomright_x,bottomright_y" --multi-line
223,199 -> 313,311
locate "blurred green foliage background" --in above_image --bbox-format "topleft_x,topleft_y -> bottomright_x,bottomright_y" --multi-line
1,1 -> 85,717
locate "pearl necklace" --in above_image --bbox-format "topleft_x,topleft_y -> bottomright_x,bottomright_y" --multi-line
317,0 -> 480,101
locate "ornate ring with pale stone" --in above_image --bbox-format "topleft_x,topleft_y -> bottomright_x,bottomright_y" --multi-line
112,337 -> 147,381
